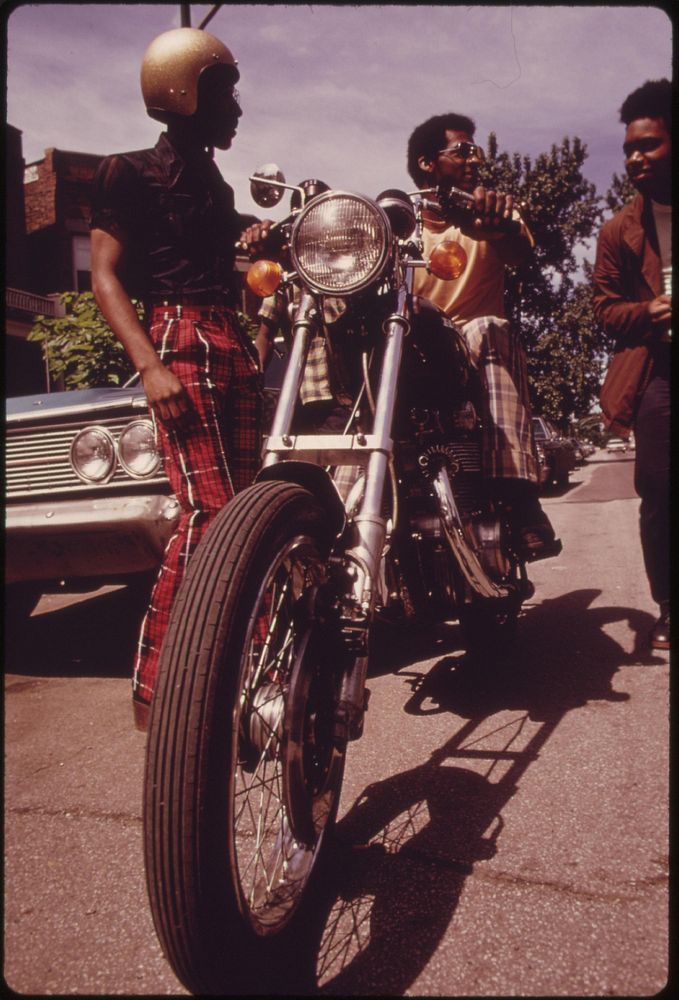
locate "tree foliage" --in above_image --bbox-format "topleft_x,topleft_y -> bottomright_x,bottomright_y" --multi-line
604,171 -> 637,214
479,133 -> 609,426
29,292 -> 136,390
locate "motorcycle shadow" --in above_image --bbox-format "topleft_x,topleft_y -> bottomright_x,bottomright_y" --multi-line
282,588 -> 661,996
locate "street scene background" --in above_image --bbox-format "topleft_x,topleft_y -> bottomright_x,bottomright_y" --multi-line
5,451 -> 669,994
3,3 -> 671,995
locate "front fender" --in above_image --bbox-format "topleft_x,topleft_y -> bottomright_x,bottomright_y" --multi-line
255,461 -> 346,540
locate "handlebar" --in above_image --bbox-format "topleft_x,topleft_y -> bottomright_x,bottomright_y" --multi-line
416,185 -> 522,236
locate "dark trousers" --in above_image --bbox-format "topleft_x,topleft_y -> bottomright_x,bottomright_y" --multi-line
634,350 -> 670,607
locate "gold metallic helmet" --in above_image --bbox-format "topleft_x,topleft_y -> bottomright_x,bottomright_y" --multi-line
140,27 -> 239,122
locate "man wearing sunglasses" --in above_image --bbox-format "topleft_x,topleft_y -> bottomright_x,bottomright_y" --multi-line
407,112 -> 559,562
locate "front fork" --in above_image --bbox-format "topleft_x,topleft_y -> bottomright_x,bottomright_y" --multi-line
262,288 -> 409,739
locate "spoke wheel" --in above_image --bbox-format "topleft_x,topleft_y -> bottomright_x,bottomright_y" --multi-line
231,537 -> 344,935
143,481 -> 347,993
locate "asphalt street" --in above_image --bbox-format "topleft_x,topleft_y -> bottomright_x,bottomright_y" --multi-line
3,451 -> 669,995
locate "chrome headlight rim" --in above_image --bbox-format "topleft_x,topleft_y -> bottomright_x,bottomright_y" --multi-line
117,418 -> 162,479
70,425 -> 117,484
290,190 -> 392,295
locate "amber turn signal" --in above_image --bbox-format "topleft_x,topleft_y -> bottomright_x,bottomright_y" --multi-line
428,240 -> 468,280
246,260 -> 283,297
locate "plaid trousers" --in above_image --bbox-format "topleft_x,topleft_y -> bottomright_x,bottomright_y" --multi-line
132,306 -> 262,716
462,316 -> 539,483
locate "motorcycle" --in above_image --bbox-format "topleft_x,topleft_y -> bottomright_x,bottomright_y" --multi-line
143,166 -> 538,993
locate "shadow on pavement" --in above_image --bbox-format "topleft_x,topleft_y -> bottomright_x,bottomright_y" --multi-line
4,583 -> 150,679
283,588 -> 663,995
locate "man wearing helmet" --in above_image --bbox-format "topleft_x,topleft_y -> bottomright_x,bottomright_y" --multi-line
91,28 -> 263,729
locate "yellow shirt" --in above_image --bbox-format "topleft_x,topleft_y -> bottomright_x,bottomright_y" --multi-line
413,213 -> 533,325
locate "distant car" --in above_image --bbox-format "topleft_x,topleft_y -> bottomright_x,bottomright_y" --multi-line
5,384 -> 179,616
606,437 -> 628,453
532,417 -> 577,488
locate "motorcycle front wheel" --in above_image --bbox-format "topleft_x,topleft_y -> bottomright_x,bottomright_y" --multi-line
143,481 -> 347,994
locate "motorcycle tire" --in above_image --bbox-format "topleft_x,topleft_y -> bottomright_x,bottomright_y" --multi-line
143,481 -> 347,994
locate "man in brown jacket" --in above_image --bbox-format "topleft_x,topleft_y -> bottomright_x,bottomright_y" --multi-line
593,78 -> 671,649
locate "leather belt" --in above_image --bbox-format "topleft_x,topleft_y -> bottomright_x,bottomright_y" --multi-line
152,302 -> 234,322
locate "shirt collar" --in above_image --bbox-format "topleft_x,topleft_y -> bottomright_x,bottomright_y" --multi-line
155,132 -> 215,189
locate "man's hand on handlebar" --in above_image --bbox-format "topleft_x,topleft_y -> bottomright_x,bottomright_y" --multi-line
459,186 -> 517,240
239,220 -> 276,259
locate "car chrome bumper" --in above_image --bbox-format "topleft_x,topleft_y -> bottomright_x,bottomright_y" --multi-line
5,494 -> 180,584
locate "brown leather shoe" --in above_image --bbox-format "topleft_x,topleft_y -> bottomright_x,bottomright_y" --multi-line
650,607 -> 670,650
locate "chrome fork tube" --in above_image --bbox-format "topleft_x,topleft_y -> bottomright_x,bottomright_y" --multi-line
339,284 -> 410,741
347,284 -> 409,599
263,292 -> 317,467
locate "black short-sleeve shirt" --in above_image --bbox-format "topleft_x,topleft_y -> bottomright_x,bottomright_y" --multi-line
90,132 -> 242,304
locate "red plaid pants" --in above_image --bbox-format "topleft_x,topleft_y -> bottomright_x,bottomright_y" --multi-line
132,305 -> 262,722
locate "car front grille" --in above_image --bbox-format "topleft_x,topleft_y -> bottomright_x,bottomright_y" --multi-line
6,415 -> 169,500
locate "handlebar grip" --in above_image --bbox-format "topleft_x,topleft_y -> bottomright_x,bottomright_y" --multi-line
236,220 -> 290,256
437,187 -> 523,236
493,215 -> 522,236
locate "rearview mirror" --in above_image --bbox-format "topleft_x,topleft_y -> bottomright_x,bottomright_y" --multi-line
249,164 -> 287,208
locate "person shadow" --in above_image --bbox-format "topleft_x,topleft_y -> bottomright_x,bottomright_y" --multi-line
282,588 -> 662,995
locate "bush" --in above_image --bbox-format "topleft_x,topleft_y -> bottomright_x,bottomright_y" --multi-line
29,291 -> 137,390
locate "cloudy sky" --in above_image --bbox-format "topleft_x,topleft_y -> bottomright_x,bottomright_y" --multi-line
6,3 -> 672,235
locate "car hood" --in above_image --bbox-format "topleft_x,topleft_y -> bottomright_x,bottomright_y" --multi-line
6,385 -> 149,423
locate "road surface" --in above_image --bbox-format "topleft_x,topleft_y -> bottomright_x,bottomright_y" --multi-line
4,451 -> 668,995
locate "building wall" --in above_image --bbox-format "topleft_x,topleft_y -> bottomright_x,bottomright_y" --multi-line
24,148 -> 103,294
5,124 -> 30,288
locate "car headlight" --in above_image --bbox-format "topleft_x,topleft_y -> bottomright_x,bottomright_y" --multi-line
290,191 -> 391,294
70,426 -> 116,483
118,419 -> 161,478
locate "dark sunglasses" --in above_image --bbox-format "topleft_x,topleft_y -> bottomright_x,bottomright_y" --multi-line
437,141 -> 485,161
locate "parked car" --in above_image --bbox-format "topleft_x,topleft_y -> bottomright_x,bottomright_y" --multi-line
532,416 -> 577,488
5,384 -> 179,615
566,437 -> 585,465
606,437 -> 628,453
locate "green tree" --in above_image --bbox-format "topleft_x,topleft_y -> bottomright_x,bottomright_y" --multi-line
604,171 -> 636,214
527,261 -> 614,423
478,134 -> 608,424
29,291 -> 136,390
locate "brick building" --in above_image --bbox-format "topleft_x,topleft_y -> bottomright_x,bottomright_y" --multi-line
24,146 -> 104,295
5,125 -> 65,393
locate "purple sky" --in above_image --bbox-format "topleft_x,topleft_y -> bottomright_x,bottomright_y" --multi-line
6,3 -> 672,246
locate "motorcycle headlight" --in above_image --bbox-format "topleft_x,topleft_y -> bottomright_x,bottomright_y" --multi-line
70,426 -> 116,483
118,419 -> 161,478
290,191 -> 391,294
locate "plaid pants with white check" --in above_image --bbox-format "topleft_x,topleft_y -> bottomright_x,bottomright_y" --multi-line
461,315 -> 539,483
132,306 -> 262,722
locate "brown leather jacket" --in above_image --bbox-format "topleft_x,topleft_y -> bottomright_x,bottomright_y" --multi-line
593,194 -> 663,433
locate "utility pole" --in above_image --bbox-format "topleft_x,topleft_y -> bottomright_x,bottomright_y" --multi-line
178,4 -> 223,30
